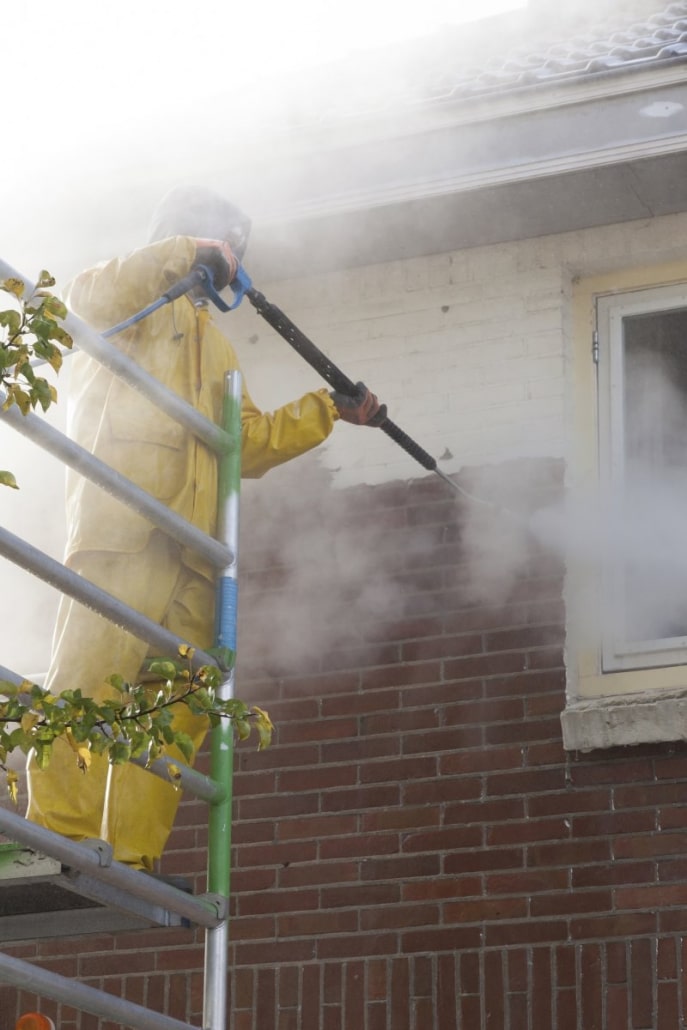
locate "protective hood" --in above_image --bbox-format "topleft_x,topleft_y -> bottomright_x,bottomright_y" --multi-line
148,185 -> 251,259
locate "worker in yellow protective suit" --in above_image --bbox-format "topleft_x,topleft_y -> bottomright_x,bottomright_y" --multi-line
25,186 -> 381,870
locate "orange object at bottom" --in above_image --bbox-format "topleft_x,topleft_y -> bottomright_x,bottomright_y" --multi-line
15,1015 -> 56,1030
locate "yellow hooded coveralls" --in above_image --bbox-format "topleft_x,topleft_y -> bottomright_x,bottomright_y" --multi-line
26,236 -> 338,868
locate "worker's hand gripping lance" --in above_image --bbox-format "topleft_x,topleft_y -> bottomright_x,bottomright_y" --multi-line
215,264 -> 461,495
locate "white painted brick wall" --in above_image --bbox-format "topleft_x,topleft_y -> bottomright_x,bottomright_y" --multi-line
225,210 -> 687,488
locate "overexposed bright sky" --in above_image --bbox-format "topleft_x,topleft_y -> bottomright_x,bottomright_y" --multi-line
3,0 -> 527,277
7,0 -> 526,105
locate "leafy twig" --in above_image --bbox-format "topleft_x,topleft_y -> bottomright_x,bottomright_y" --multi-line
0,646 -> 273,803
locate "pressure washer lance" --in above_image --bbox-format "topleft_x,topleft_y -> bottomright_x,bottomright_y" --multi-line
36,258 -> 509,515
232,273 -> 504,512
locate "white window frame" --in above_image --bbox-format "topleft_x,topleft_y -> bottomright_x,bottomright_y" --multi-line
562,265 -> 687,752
597,284 -> 687,673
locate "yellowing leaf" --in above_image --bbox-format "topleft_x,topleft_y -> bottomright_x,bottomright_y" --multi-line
75,745 -> 92,772
178,644 -> 195,659
0,470 -> 19,489
167,762 -> 182,790
20,712 -> 40,733
252,706 -> 274,750
1,277 -> 25,298
6,770 -> 18,805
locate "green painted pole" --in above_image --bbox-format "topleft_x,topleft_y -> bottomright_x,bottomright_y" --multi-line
203,370 -> 242,1030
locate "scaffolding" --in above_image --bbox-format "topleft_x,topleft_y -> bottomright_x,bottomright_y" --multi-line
0,259 -> 242,1030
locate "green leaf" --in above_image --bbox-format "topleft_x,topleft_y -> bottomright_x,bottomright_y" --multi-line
147,660 -> 180,680
109,741 -> 132,765
0,310 -> 21,334
0,471 -> 19,489
207,647 -> 235,671
173,731 -> 195,763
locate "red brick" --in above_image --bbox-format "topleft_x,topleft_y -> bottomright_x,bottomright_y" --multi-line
460,995 -> 482,1029
485,624 -> 564,653
486,765 -> 568,796
237,791 -> 319,820
317,932 -> 398,960
401,925 -> 482,953
234,839 -> 317,867
445,846 -> 524,875
345,961 -> 365,1029
390,957 -> 411,1030
657,937 -> 677,980
404,774 -> 482,805
278,813 -> 358,841
321,784 -> 400,813
362,707 -> 439,736
614,831 -> 687,860
319,832 -> 399,861
237,888 -> 319,916
443,651 -> 529,680
323,962 -> 342,1003
616,883 -> 687,911
528,788 -> 613,818
359,755 -> 437,784
360,853 -> 441,881
321,883 -> 400,908
445,796 -> 526,826
401,678 -> 483,707
238,742 -> 320,772
301,965 -> 321,1027
276,716 -> 359,745
437,953 -> 458,1030
487,815 -> 569,846
232,939 -> 317,966
487,868 -> 568,895
362,804 -> 439,833
401,632 -> 484,662
485,716 -> 562,747
278,859 -> 359,888
321,735 -> 400,763
657,981 -> 679,1028
484,920 -> 569,946
630,938 -> 655,1028
529,889 -> 613,918
402,724 -> 484,754
361,660 -> 442,689
361,903 -> 440,931
279,763 -> 357,792
569,912 -> 657,939
572,860 -> 655,889
526,838 -> 613,868
531,948 -> 553,1029
413,954 -> 433,996
320,688 -> 400,717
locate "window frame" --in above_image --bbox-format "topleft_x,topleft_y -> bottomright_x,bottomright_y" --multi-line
562,262 -> 687,751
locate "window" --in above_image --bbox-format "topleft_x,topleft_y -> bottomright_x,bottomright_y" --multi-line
562,269 -> 687,751
598,285 -> 687,672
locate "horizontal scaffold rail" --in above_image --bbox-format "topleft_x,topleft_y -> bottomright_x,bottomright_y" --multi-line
0,525 -> 217,668
0,388 -> 233,569
0,259 -> 236,457
0,806 -> 225,927
0,951 -> 200,1030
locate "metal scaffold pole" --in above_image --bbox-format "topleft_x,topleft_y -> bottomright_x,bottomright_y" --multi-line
204,370 -> 243,1030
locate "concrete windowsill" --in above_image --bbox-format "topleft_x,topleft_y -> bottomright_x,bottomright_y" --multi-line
561,687 -> 687,752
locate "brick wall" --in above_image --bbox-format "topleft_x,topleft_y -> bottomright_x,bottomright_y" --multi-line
5,458 -> 687,1029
